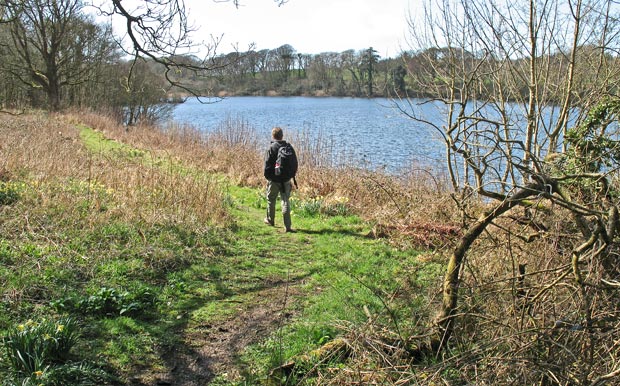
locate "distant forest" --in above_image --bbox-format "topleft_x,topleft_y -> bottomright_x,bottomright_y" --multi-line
1,0 -> 613,126
182,45 -> 407,98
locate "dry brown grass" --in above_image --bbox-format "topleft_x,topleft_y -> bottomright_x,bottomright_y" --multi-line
1,112 -> 229,230
2,112 -> 86,180
74,111 -> 264,187
73,111 -> 461,250
6,111 -> 618,384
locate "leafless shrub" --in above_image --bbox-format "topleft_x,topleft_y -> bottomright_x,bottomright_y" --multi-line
429,204 -> 620,385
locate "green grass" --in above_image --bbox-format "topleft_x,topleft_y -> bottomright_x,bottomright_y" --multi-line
220,183 -> 439,383
0,124 -> 443,385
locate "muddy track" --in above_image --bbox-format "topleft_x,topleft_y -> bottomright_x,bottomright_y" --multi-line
141,282 -> 303,386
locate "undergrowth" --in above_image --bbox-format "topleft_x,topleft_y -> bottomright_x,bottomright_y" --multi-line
2,110 -> 619,385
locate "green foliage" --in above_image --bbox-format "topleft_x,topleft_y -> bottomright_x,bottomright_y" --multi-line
565,97 -> 620,174
0,182 -> 20,206
560,97 -> 620,202
292,196 -> 323,216
0,318 -> 108,385
51,287 -> 155,317
0,240 -> 17,265
292,195 -> 351,217
3,318 -> 77,372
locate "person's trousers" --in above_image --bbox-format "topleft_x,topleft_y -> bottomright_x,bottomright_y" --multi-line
266,180 -> 292,230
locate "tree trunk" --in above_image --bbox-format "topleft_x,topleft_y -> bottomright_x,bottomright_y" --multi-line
432,180 -> 545,351
47,81 -> 61,111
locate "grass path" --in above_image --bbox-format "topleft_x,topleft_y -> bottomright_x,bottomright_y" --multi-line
78,126 -> 436,385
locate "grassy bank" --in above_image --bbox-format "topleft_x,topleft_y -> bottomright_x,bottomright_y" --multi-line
0,112 -> 446,385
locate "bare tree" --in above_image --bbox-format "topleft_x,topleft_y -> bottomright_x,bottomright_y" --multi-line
0,0 -> 117,111
273,44 -> 295,84
97,0 -> 289,96
403,0 -> 620,383
341,49 -> 364,96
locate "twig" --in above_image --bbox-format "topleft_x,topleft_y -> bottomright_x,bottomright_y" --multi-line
601,279 -> 620,288
590,365 -> 620,386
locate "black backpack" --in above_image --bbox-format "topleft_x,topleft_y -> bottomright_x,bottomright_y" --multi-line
275,142 -> 298,183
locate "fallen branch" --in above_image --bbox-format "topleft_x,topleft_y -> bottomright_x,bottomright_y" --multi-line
270,338 -> 351,380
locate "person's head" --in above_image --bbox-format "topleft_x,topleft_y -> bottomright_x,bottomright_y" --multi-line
272,127 -> 284,140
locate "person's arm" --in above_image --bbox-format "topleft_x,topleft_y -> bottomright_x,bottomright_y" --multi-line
264,145 -> 276,179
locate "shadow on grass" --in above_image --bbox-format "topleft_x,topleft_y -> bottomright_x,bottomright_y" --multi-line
294,227 -> 369,238
151,270 -> 314,386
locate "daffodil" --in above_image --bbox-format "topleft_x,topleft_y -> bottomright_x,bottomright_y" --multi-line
56,324 -> 65,333
34,370 -> 43,377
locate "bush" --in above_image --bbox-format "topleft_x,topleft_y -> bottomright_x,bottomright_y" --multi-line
0,317 -> 108,385
51,287 -> 155,317
0,182 -> 20,206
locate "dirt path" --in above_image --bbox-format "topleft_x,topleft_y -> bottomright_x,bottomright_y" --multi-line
78,124 -> 313,386
143,272 -> 304,385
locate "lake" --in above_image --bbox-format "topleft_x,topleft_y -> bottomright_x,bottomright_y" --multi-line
169,96 -> 447,172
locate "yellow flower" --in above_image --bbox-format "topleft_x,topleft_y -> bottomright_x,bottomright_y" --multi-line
34,370 -> 43,377
17,324 -> 25,331
56,324 -> 65,333
333,196 -> 349,204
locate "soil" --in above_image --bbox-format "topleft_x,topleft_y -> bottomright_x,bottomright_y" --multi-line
135,282 -> 302,386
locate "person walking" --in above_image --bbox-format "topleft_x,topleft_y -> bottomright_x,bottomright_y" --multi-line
264,127 -> 297,232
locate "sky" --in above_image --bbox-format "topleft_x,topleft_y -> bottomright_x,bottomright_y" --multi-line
184,0 -> 416,58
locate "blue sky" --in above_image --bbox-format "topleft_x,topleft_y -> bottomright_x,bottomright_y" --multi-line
185,0 -> 415,58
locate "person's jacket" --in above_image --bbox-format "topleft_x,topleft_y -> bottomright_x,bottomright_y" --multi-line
264,140 -> 288,183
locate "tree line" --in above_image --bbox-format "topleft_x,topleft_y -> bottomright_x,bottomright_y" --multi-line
199,45 -> 397,98
0,0 -> 401,123
2,0 -> 613,127
0,0 -> 403,123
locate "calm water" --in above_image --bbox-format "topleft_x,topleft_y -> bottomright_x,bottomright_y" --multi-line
170,96 -> 447,172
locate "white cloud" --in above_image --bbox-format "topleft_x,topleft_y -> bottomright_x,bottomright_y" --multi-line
186,0 -> 414,57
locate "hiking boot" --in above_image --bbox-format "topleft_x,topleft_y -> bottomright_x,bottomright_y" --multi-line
263,218 -> 274,226
285,228 -> 296,233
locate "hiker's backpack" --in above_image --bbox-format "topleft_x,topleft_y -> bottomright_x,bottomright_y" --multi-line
275,142 -> 298,181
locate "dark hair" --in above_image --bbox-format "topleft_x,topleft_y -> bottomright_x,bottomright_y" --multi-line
272,127 -> 283,140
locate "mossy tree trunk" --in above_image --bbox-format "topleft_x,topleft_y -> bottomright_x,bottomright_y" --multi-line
432,180 -> 546,350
